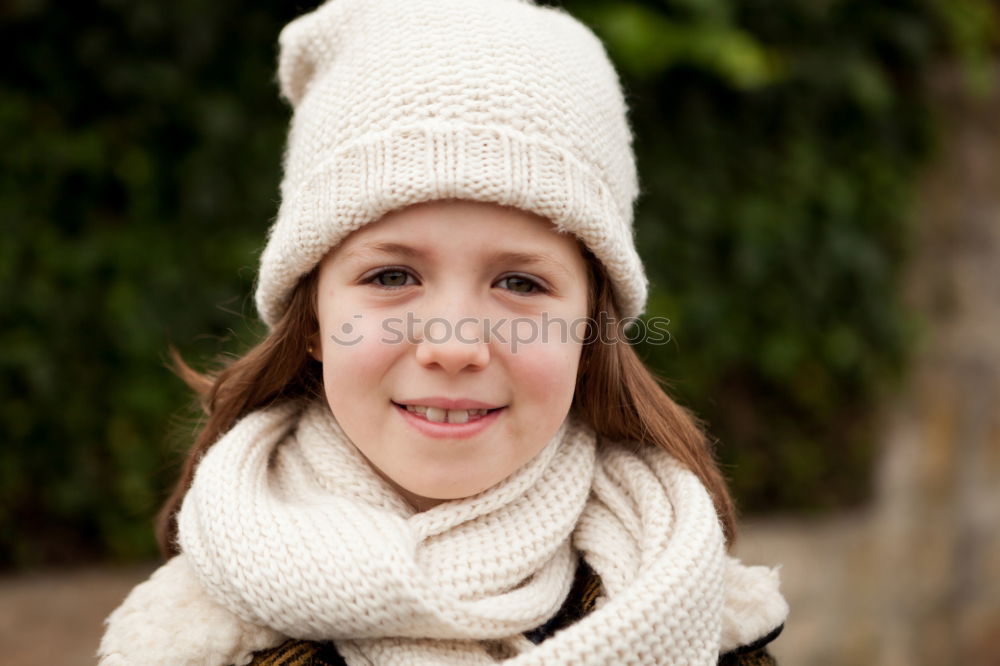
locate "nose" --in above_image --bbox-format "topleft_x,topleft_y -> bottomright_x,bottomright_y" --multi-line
413,313 -> 491,374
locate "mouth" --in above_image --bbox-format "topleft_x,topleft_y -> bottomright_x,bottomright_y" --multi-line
391,401 -> 505,425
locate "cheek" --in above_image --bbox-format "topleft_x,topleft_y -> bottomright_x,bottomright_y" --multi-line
321,319 -> 397,411
319,301 -> 393,363
512,342 -> 582,409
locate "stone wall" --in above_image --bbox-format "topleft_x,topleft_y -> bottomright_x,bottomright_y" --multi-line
734,64 -> 1000,666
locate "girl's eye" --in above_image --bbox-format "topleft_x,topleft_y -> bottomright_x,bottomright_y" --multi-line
362,268 -> 547,295
497,274 -> 546,295
366,268 -> 414,288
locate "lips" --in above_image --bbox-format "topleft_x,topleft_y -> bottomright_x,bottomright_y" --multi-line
393,398 -> 504,410
392,402 -> 505,439
399,404 -> 494,423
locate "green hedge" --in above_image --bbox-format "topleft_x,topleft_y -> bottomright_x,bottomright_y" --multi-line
573,0 -> 997,512
1,0 -> 995,568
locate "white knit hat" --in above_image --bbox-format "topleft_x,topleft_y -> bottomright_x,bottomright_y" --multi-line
254,0 -> 648,329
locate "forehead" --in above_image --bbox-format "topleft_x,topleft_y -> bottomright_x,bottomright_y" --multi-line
330,200 -> 588,271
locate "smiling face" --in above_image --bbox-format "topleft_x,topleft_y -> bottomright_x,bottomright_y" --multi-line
311,199 -> 590,511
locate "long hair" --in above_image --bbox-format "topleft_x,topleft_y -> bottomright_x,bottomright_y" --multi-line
156,248 -> 737,556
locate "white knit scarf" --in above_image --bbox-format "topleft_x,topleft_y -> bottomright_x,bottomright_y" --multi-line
98,398 -> 788,665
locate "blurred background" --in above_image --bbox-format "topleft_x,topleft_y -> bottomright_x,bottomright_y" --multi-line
2,0 -> 998,664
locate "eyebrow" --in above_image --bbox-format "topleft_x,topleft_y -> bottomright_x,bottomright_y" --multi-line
343,241 -> 573,278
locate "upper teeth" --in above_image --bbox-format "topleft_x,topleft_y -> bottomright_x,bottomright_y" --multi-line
404,404 -> 492,424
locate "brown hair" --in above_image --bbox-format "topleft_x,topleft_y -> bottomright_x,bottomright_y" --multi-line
156,249 -> 737,556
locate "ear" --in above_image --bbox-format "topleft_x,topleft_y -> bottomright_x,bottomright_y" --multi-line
307,333 -> 322,363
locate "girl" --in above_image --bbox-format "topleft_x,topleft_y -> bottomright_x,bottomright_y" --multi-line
98,1 -> 788,664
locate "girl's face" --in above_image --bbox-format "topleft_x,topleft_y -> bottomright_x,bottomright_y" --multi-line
312,199 -> 590,511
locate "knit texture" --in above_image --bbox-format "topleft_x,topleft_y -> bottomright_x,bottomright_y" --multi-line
254,0 -> 648,330
243,559 -> 784,665
97,554 -> 283,666
93,398 -> 787,665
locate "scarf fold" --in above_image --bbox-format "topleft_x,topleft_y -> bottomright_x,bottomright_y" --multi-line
100,398 -> 788,665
